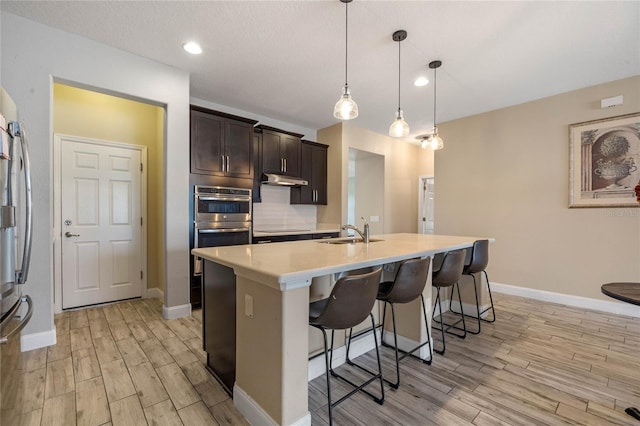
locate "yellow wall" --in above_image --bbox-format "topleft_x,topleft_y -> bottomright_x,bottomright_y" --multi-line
318,122 -> 433,232
437,75 -> 640,301
53,83 -> 165,292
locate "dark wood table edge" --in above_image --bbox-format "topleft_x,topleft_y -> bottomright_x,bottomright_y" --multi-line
600,282 -> 640,422
601,282 -> 640,306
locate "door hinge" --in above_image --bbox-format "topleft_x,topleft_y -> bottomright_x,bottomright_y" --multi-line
140,270 -> 143,280
140,163 -> 143,172
140,217 -> 143,226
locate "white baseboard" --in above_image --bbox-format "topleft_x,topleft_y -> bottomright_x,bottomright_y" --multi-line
21,327 -> 57,352
233,384 -> 311,426
491,282 -> 640,318
145,287 -> 163,300
162,303 -> 191,320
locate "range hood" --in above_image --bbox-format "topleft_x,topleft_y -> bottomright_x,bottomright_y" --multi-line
261,173 -> 308,186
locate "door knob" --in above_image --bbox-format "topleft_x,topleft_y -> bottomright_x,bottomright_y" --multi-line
65,231 -> 80,238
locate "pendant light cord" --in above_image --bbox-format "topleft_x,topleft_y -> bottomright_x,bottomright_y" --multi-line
344,1 -> 349,86
397,40 -> 401,110
433,65 -> 437,127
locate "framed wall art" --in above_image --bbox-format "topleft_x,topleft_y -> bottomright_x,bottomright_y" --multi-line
569,112 -> 640,207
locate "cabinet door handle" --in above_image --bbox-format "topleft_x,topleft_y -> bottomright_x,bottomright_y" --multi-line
221,155 -> 225,172
226,156 -> 230,172
284,159 -> 287,173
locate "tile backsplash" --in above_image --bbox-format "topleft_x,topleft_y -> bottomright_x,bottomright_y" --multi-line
253,185 -> 317,229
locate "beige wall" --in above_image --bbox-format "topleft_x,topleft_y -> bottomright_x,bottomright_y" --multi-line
318,122 -> 434,232
53,83 -> 165,291
437,76 -> 640,301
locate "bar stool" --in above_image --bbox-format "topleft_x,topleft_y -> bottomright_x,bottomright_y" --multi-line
376,257 -> 433,388
431,249 -> 467,355
309,268 -> 384,425
344,257 -> 433,389
449,239 -> 495,334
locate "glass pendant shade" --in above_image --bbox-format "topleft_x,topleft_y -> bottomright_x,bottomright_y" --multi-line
334,85 -> 358,120
389,109 -> 409,137
424,127 -> 444,150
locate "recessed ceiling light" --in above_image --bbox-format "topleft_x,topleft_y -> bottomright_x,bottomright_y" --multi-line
183,42 -> 202,55
414,76 -> 429,87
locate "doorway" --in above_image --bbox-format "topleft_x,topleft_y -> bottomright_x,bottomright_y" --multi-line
419,176 -> 435,234
347,148 -> 384,234
52,82 -> 163,312
57,136 -> 147,309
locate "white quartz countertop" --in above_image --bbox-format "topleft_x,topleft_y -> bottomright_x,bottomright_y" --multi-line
192,233 -> 492,291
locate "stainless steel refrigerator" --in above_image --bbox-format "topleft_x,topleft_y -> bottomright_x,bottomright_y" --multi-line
0,86 -> 34,424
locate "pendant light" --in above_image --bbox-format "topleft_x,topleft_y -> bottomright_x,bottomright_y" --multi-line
334,0 -> 358,120
424,60 -> 444,150
388,30 -> 409,138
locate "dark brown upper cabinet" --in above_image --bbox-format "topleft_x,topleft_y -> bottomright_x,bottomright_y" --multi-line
291,141 -> 328,205
257,125 -> 303,177
252,129 -> 262,202
190,106 -> 258,179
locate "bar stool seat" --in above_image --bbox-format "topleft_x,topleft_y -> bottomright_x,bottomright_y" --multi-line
431,249 -> 467,355
309,268 -> 384,426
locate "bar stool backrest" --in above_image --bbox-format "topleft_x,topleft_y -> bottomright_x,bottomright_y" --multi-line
383,257 -> 431,304
432,249 -> 467,287
464,240 -> 489,274
312,268 -> 382,330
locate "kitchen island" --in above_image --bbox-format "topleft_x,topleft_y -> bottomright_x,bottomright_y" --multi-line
192,233 -> 491,426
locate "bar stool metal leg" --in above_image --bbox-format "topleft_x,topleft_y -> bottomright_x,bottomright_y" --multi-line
377,297 -> 433,389
480,270 -> 496,323
450,270 -> 496,334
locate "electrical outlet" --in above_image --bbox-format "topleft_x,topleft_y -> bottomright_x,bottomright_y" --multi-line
370,215 -> 379,223
245,294 -> 253,318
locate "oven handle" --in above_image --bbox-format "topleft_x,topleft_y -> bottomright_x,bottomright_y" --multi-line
197,227 -> 251,234
0,295 -> 33,345
196,196 -> 251,202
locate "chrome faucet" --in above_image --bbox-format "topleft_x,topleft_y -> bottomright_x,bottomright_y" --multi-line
342,217 -> 370,243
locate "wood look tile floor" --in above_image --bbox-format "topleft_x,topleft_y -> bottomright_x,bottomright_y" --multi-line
309,293 -> 640,426
3,293 -> 640,425
1,298 -> 248,426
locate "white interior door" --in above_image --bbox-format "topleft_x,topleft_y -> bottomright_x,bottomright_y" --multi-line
420,176 -> 435,234
61,139 -> 143,309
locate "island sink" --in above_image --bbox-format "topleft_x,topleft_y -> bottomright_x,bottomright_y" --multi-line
317,237 -> 384,244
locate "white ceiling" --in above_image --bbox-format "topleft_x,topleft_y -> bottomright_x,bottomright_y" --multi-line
2,1 -> 639,142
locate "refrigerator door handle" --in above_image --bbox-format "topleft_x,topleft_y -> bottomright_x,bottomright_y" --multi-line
0,295 -> 33,345
13,125 -> 32,285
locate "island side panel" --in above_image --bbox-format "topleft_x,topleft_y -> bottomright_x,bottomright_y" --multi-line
203,260 -> 237,393
234,274 -> 311,425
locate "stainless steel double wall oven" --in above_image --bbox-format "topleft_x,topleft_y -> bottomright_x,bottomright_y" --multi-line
190,185 -> 251,306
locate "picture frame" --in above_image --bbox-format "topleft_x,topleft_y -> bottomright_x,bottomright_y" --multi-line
569,112 -> 640,208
